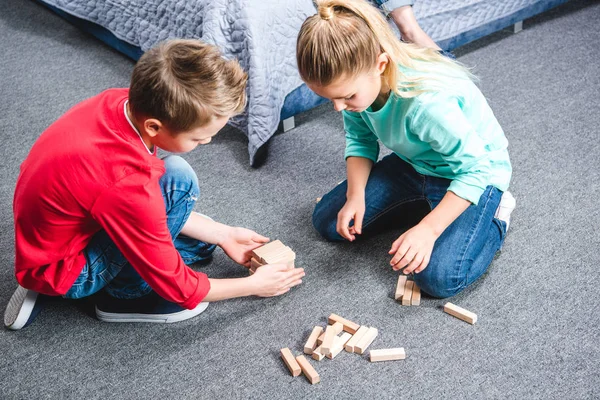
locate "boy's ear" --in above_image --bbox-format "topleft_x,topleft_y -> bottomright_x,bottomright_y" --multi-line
143,118 -> 163,138
375,52 -> 389,75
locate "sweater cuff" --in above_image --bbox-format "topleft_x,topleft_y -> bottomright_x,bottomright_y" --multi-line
180,272 -> 211,309
448,180 -> 486,205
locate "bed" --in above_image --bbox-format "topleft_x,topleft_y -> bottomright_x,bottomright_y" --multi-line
34,0 -> 569,165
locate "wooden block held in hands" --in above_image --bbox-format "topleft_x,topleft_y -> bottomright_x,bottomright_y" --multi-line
281,348 -> 301,377
402,281 -> 414,306
304,326 -> 324,355
296,355 -> 320,384
328,313 -> 360,334
251,240 -> 285,261
344,325 -> 370,353
370,347 -> 406,362
395,275 -> 407,300
411,282 -> 421,306
354,327 -> 378,355
443,302 -> 477,324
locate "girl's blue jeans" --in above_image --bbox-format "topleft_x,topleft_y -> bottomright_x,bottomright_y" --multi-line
312,153 -> 507,298
64,155 -> 216,300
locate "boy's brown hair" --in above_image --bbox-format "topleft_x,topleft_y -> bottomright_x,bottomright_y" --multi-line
129,39 -> 248,132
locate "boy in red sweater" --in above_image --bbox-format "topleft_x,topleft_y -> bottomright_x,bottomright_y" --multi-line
5,39 -> 305,330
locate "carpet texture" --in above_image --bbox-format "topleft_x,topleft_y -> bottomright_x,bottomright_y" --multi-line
1,0 -> 599,398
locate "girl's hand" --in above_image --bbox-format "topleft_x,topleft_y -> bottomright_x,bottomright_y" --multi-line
337,196 -> 366,241
218,227 -> 269,267
248,264 -> 305,297
389,222 -> 439,274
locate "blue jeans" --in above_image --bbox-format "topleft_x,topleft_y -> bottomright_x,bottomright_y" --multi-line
313,154 -> 506,298
64,155 -> 216,300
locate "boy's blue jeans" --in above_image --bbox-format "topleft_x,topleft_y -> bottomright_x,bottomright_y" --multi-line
312,153 -> 506,298
64,155 -> 216,300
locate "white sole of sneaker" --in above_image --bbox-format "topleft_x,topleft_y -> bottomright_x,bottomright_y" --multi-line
4,285 -> 38,330
95,301 -> 210,324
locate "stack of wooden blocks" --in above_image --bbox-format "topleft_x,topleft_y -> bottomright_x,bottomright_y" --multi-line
395,275 -> 421,306
280,313 -> 406,384
250,240 -> 295,274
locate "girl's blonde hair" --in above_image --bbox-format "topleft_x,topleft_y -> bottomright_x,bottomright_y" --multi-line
129,39 -> 247,132
297,0 -> 476,97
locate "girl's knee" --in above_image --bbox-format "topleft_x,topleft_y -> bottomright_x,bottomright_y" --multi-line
413,267 -> 465,299
312,204 -> 343,242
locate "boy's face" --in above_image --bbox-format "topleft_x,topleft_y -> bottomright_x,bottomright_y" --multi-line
147,115 -> 230,153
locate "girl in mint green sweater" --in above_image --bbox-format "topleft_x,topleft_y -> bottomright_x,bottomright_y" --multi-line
296,0 -> 515,297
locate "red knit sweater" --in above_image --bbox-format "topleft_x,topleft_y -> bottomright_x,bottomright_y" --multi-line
13,89 -> 210,309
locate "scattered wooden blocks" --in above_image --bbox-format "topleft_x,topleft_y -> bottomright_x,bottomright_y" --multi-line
281,347 -> 301,377
304,326 -> 324,355
370,348 -> 406,362
411,283 -> 421,306
296,355 -> 320,384
344,325 -> 369,353
326,332 -> 352,359
443,302 -> 477,324
395,275 -> 407,300
354,327 -> 378,355
401,281 -> 414,306
328,313 -> 360,334
320,324 -> 340,355
311,345 -> 325,361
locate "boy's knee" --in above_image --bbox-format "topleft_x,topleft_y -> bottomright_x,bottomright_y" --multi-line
161,155 -> 199,194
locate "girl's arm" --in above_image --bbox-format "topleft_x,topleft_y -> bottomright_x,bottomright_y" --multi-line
337,156 -> 374,240
389,191 -> 470,274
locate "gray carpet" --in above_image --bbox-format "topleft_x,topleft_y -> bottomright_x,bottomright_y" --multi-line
1,1 -> 599,398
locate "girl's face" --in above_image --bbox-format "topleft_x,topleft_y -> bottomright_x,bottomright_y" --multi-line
306,54 -> 389,113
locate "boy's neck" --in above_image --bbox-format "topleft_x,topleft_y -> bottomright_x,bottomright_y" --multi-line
125,102 -> 155,153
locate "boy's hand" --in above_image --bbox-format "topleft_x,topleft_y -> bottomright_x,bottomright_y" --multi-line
337,196 -> 366,241
248,264 -> 305,297
389,222 -> 439,274
218,227 -> 269,267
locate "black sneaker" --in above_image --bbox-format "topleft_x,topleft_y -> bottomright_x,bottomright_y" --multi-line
95,290 -> 209,323
4,285 -> 45,330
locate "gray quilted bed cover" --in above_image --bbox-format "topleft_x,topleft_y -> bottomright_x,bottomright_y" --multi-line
42,0 -> 317,163
40,0 -> 554,163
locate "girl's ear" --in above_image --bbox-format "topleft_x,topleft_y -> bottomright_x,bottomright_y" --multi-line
374,52 -> 390,75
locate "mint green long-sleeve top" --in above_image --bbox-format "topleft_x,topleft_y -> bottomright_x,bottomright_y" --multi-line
343,79 -> 512,205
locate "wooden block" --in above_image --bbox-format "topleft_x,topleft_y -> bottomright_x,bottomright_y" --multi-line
251,240 -> 285,260
354,327 -> 378,354
395,275 -> 407,300
280,347 -> 301,377
370,348 -> 406,362
344,325 -> 370,353
316,197 -> 322,203
328,313 -> 360,334
401,280 -> 414,306
250,257 -> 263,270
326,332 -> 352,359
311,345 -> 325,361
317,322 -> 343,346
261,246 -> 295,264
304,326 -> 324,355
296,355 -> 320,384
411,282 -> 421,306
443,302 -> 477,324
320,324 -> 339,355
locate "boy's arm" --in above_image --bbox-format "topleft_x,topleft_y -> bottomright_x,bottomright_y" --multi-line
179,212 -> 231,245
